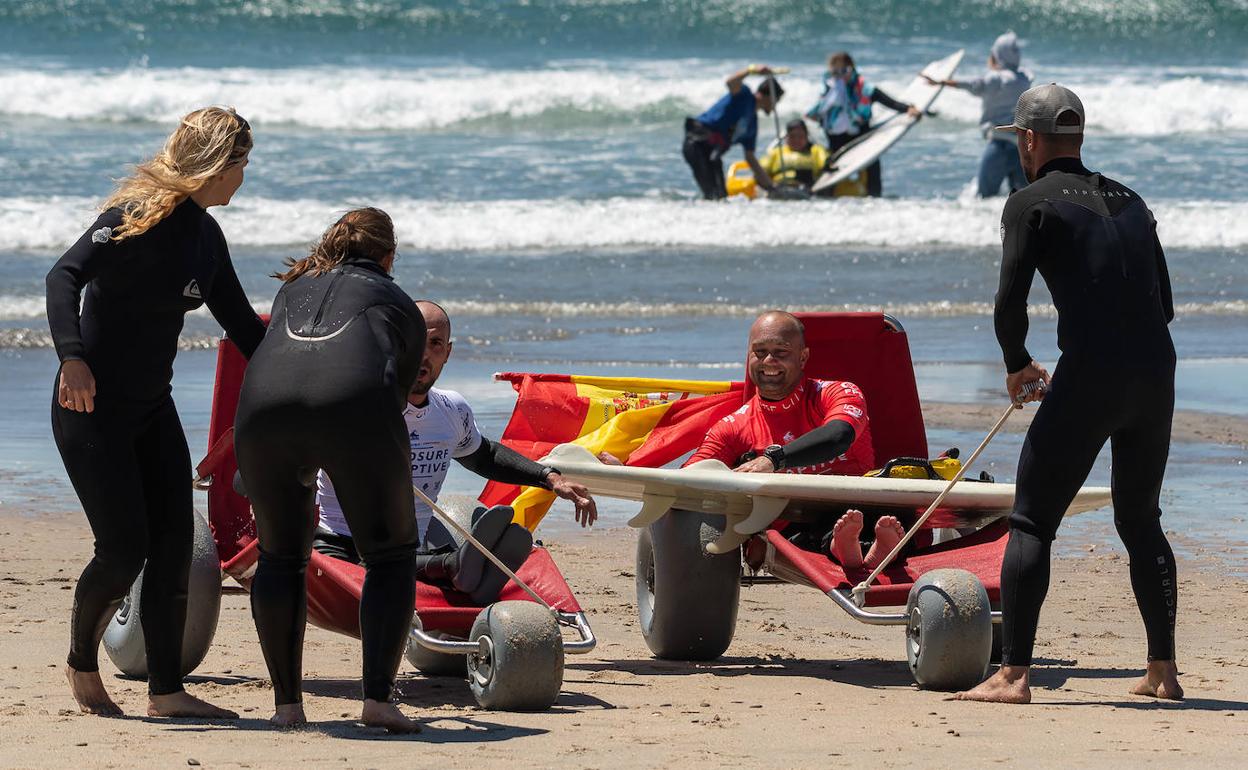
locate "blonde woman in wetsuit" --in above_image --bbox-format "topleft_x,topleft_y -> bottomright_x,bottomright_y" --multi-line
47,107 -> 262,718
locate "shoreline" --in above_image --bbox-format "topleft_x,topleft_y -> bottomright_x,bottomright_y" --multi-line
925,401 -> 1248,448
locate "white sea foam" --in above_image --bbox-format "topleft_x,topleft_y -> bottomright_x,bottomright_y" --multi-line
4,195 -> 1246,253
3,292 -> 1244,325
1,61 -> 1245,136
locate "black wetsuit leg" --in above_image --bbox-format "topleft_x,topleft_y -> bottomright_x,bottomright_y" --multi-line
53,391 -> 193,696
238,399 -> 419,705
1001,362 -> 1177,666
683,119 -> 726,200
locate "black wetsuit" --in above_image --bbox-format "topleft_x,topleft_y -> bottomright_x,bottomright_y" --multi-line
46,199 -> 264,695
233,259 -> 425,706
994,157 -> 1178,666
822,88 -> 911,198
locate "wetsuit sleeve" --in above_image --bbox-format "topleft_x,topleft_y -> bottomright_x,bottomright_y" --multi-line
204,234 -> 265,358
1154,229 -> 1175,323
871,87 -> 912,113
45,211 -> 124,363
780,421 -> 856,470
684,413 -> 745,467
456,437 -> 552,488
994,198 -> 1046,373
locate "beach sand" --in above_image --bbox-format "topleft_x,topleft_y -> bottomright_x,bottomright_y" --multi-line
0,505 -> 1245,769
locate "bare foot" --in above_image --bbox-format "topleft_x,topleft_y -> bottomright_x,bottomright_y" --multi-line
954,665 -> 1031,704
863,515 -> 905,570
148,690 -> 238,719
66,665 -> 123,716
830,510 -> 864,569
361,699 -> 421,734
1131,660 -> 1184,700
270,703 -> 307,729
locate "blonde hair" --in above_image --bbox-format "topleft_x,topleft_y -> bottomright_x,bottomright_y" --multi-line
102,106 -> 252,240
275,208 -> 396,283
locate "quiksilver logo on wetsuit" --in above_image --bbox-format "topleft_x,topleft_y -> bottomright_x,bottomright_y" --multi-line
183,279 -> 202,299
91,227 -> 112,244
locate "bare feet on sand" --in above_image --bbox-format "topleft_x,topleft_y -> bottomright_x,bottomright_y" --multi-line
829,509 -> 864,569
361,699 -> 421,733
67,666 -> 123,716
270,703 -> 307,729
1131,660 -> 1184,700
148,691 -> 239,719
863,515 -> 904,569
954,665 -> 1031,704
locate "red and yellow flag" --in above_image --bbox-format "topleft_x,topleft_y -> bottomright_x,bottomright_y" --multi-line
480,373 -> 744,529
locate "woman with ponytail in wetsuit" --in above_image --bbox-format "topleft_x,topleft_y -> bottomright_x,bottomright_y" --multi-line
46,107 -> 261,718
234,208 -> 427,732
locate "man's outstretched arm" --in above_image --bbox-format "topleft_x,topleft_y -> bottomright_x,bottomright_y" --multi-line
457,438 -> 597,526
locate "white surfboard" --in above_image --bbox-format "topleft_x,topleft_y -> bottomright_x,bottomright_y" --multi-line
543,443 -> 1110,553
811,49 -> 964,195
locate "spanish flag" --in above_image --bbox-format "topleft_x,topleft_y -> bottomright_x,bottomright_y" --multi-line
480,373 -> 745,529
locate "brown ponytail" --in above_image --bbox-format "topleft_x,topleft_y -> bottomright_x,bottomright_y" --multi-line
275,207 -> 396,282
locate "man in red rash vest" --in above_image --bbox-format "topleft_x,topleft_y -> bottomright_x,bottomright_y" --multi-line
686,310 -> 902,568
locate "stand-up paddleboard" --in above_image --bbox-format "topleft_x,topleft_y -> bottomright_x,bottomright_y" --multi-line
811,49 -> 964,195
543,443 -> 1110,552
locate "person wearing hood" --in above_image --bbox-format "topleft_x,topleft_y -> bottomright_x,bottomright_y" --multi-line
806,51 -> 922,197
926,32 -> 1034,197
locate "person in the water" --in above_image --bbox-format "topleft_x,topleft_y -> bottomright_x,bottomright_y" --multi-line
683,64 -> 784,200
925,32 -> 1033,197
758,119 -> 830,193
806,51 -> 922,197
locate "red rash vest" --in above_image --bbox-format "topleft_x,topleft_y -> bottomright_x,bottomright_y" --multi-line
685,378 -> 874,475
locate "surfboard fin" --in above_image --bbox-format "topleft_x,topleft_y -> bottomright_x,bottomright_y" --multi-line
733,495 -> 789,534
627,493 -> 677,528
705,527 -> 750,555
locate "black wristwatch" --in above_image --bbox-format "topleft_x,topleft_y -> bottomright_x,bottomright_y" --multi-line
762,444 -> 786,471
539,465 -> 559,489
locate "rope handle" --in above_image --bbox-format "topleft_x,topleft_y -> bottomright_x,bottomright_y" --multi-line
848,381 -> 1045,606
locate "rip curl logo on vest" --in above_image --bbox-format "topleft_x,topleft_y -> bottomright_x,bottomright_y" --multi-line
183,279 -> 202,299
91,226 -> 113,244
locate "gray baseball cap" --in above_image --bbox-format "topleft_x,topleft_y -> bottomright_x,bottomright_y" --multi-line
994,83 -> 1085,134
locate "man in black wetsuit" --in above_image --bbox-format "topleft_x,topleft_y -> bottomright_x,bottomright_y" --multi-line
957,85 -> 1183,704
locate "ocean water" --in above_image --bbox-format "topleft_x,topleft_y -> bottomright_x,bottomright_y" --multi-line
1,1 -> 1245,553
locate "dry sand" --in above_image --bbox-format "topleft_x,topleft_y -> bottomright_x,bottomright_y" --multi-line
0,507 -> 1245,769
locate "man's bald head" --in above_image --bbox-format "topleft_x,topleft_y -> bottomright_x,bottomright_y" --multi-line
416,300 -> 450,336
749,310 -> 806,347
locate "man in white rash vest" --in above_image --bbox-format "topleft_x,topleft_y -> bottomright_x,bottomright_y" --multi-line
312,300 -> 597,599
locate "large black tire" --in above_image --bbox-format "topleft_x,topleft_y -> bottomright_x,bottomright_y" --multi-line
102,507 -> 222,678
636,509 -> 741,661
467,601 -> 564,711
905,569 -> 993,691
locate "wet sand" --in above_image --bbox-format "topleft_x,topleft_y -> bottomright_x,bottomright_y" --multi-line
925,402 -> 1248,448
0,508 -> 1245,769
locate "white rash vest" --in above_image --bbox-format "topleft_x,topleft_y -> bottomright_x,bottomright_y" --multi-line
316,387 -> 484,540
